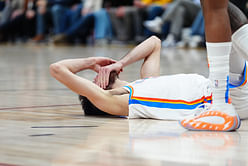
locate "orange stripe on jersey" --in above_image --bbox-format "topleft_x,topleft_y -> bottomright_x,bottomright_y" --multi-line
128,85 -> 212,106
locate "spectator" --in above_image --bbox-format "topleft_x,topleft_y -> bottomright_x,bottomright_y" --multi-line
53,0 -> 102,44
0,0 -> 37,42
133,0 -> 172,40
32,0 -> 81,42
106,0 -> 171,42
93,7 -> 112,44
106,0 -> 134,42
144,0 -> 201,47
0,0 -> 24,25
176,9 -> 205,48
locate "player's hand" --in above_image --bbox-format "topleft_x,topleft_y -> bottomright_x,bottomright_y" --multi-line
90,57 -> 117,72
95,62 -> 123,89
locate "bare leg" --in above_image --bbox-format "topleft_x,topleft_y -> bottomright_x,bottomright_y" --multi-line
181,0 -> 240,131
202,0 -> 231,42
227,2 -> 247,87
229,2 -> 248,63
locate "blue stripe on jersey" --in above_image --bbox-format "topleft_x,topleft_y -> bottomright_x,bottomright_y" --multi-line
124,85 -> 132,99
125,85 -> 212,110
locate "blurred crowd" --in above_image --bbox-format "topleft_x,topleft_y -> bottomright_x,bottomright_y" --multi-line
0,0 -> 247,48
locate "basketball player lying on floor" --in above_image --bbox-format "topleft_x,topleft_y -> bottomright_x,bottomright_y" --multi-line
50,3 -> 248,131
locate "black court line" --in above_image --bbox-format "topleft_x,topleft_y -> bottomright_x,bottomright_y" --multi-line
0,104 -> 80,111
31,126 -> 98,128
29,134 -> 55,137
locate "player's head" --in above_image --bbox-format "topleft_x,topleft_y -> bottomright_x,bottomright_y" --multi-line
79,95 -> 111,115
79,71 -> 118,115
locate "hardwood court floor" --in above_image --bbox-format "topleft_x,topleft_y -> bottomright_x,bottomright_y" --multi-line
0,43 -> 248,166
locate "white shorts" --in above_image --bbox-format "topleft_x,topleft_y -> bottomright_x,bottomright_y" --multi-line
124,74 -> 212,120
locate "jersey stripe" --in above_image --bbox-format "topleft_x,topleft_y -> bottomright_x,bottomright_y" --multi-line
125,85 -> 212,110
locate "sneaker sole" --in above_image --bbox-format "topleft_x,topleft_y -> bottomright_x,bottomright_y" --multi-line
180,111 -> 240,131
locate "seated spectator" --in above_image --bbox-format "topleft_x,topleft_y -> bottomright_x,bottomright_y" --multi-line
0,0 -> 24,25
53,0 -> 102,44
144,0 -> 201,47
93,8 -> 113,44
133,0 -> 172,40
106,0 -> 135,42
32,0 -> 81,42
0,0 -> 36,43
176,9 -> 204,48
106,0 -> 171,42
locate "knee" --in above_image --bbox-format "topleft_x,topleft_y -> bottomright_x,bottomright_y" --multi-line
150,35 -> 161,47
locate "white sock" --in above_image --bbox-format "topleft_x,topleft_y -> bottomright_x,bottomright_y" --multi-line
206,42 -> 232,105
232,24 -> 248,61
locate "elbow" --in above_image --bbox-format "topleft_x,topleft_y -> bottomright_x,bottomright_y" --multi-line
49,63 -> 63,78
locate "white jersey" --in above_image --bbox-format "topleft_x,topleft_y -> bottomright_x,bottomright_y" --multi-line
124,74 -> 212,120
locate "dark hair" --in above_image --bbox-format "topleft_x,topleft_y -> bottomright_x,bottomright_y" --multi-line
79,71 -> 118,116
79,95 -> 111,115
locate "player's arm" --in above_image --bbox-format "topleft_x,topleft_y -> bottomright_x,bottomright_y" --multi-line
49,57 -> 127,115
50,57 -> 116,74
96,35 -> 161,88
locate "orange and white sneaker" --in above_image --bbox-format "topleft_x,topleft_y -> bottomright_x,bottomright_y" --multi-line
180,103 -> 241,131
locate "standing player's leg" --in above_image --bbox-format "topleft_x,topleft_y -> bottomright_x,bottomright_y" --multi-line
229,2 -> 248,62
181,0 -> 240,131
228,2 -> 247,85
227,2 -> 248,120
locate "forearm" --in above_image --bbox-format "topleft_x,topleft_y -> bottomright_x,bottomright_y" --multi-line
50,60 -> 105,99
95,36 -> 161,89
117,36 -> 161,68
52,57 -> 96,74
